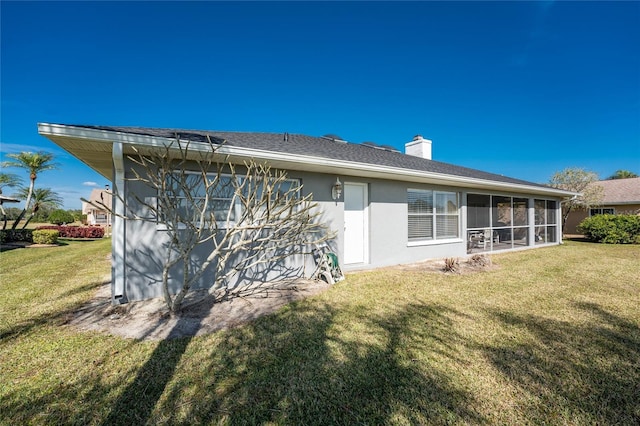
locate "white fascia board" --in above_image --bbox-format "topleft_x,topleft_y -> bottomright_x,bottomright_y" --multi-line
37,123 -> 576,198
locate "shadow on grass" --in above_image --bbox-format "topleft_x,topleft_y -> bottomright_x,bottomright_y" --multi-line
481,302 -> 640,424
0,241 -> 71,252
2,300 -> 486,424
152,302 -> 484,424
0,277 -> 110,341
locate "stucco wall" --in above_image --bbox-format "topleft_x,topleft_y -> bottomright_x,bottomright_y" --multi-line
119,161 -> 348,301
114,158 -> 564,302
564,210 -> 589,235
365,178 -> 465,268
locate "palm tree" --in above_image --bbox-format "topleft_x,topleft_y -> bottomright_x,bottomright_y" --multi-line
607,170 -> 639,180
0,172 -> 24,230
2,151 -> 58,229
15,187 -> 63,228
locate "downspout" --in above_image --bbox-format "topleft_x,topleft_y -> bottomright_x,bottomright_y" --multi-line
112,142 -> 127,304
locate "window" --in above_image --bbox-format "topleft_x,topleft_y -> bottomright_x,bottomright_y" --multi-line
165,172 -> 238,225
408,189 -> 459,242
589,208 -> 615,216
95,213 -> 108,224
162,172 -> 300,228
247,176 -> 301,212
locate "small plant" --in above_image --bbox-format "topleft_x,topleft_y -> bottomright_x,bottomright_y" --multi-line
443,257 -> 460,273
468,254 -> 491,268
32,229 -> 59,245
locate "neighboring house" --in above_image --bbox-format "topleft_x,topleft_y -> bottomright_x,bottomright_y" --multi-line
565,177 -> 640,234
38,123 -> 575,304
82,187 -> 112,226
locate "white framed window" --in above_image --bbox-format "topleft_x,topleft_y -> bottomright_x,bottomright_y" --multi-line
160,171 -> 301,228
245,176 -> 301,214
408,189 -> 459,243
164,172 -> 238,226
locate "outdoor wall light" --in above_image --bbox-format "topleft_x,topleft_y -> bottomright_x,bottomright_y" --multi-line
332,177 -> 343,200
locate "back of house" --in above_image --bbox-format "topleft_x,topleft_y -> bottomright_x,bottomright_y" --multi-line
39,123 -> 574,304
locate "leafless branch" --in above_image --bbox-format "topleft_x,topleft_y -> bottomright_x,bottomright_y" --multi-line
87,135 -> 334,313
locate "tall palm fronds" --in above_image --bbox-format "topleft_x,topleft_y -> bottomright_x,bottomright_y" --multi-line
2,151 -> 58,229
0,172 -> 23,193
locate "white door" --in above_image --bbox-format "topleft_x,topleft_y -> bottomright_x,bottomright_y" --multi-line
343,183 -> 368,264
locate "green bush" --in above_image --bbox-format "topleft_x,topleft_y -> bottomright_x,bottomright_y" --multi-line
0,229 -> 33,243
578,214 -> 640,244
48,209 -> 75,225
32,229 -> 59,245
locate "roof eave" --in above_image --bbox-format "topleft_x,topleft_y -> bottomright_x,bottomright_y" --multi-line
38,123 -> 575,198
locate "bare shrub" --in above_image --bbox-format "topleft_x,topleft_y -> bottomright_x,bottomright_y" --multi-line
443,257 -> 460,273
84,135 -> 334,313
468,254 -> 491,268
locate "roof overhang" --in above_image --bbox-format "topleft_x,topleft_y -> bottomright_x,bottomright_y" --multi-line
0,195 -> 21,204
38,123 -> 577,198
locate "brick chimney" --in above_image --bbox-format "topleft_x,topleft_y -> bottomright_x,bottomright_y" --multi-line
405,135 -> 432,160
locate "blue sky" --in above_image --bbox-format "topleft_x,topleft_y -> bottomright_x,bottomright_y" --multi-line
1,1 -> 639,210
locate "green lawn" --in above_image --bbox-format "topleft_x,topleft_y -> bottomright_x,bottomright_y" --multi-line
1,240 -> 639,425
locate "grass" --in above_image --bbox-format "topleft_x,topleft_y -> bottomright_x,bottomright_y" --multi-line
1,240 -> 639,425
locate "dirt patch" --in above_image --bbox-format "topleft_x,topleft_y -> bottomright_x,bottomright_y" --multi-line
388,255 -> 497,274
69,256 -> 494,341
69,279 -> 332,341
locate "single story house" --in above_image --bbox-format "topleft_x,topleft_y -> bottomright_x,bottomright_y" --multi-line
564,177 -> 640,234
82,187 -> 113,227
38,123 -> 575,304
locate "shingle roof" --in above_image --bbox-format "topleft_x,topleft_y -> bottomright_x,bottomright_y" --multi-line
74,124 -> 556,190
593,177 -> 640,204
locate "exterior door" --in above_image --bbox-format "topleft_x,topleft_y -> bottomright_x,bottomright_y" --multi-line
343,182 -> 368,264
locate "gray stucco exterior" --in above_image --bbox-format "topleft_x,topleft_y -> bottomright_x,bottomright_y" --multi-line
37,123 -> 573,304
115,159 -> 563,302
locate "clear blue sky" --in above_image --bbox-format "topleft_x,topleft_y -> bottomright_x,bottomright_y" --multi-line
2,1 -> 639,210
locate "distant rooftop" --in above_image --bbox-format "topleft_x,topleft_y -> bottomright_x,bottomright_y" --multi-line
593,177 -> 640,204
